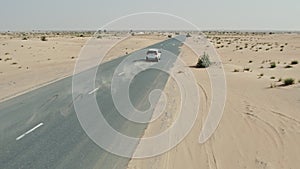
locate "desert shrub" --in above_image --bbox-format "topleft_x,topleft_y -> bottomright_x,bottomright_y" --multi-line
233,69 -> 240,72
283,78 -> 295,86
4,58 -> 12,61
270,62 -> 276,68
285,65 -> 292,68
186,33 -> 191,37
249,60 -> 253,63
270,83 -> 276,88
22,37 -> 28,40
243,67 -> 250,72
196,53 -> 211,68
41,36 -> 47,41
168,35 -> 172,38
291,60 -> 298,65
278,78 -> 282,82
270,76 -> 275,79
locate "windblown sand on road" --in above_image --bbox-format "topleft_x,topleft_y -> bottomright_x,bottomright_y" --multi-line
1,32 -> 300,169
128,32 -> 300,169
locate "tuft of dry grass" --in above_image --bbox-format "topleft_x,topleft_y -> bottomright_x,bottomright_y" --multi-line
270,83 -> 276,88
270,62 -> 276,68
41,36 -> 47,41
283,78 -> 295,86
285,65 -> 293,68
4,58 -> 12,61
243,67 -> 250,72
291,60 -> 298,65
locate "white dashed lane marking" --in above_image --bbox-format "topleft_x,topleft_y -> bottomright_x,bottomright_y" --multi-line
16,122 -> 44,141
88,87 -> 99,95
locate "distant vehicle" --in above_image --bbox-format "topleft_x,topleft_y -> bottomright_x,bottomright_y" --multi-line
146,49 -> 161,62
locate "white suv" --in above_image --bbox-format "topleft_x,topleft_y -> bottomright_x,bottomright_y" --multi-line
146,49 -> 161,62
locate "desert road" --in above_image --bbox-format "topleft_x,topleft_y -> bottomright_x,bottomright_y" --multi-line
0,36 -> 185,169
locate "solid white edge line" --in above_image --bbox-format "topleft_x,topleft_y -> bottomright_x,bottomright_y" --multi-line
16,122 -> 44,141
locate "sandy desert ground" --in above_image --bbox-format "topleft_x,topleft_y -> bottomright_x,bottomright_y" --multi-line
128,32 -> 300,169
0,32 -> 166,101
1,31 -> 300,169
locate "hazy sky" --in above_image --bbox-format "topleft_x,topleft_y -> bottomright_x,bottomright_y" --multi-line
1,0 -> 300,31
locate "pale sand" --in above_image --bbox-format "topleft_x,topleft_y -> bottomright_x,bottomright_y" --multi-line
0,33 -> 166,101
128,32 -> 300,169
1,32 -> 300,168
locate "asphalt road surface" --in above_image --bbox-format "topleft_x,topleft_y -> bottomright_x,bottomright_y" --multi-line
0,36 -> 185,169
